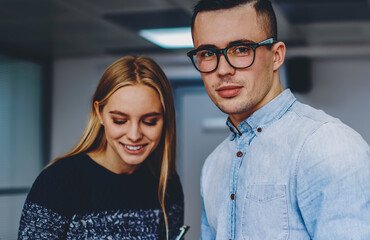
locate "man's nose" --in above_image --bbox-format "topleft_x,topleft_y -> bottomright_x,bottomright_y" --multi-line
217,54 -> 236,76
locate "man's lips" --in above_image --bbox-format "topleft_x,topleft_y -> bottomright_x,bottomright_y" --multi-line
216,85 -> 242,98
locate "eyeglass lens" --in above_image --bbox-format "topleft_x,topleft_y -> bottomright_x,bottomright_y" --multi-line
192,45 -> 254,72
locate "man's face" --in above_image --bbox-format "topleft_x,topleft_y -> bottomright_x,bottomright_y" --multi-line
192,5 -> 283,126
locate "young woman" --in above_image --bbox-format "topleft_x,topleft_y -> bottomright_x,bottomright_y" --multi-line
18,56 -> 184,240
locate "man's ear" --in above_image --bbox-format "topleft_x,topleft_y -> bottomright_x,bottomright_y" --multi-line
94,101 -> 103,124
272,41 -> 286,71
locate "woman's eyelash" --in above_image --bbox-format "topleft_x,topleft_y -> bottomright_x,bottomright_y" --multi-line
112,119 -> 158,125
113,119 -> 127,125
143,119 -> 158,126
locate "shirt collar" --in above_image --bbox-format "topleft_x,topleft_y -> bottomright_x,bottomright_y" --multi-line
227,89 -> 296,139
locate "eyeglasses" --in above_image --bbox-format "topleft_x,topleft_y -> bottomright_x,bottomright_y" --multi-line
187,38 -> 277,73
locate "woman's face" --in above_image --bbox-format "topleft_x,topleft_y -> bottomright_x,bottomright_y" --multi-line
96,84 -> 164,174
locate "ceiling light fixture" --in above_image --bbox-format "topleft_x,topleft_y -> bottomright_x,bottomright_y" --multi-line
139,27 -> 193,49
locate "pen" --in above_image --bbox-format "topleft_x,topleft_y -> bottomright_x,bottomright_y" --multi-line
174,225 -> 190,240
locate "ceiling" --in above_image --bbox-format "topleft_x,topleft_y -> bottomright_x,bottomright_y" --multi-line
1,0 -> 370,60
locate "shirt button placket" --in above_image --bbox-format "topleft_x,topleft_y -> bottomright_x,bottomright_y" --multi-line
230,150 -> 243,239
232,151 -> 243,201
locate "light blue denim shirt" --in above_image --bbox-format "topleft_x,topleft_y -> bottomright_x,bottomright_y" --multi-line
200,89 -> 370,240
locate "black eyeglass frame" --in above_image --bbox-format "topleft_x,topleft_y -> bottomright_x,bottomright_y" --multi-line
187,38 -> 278,73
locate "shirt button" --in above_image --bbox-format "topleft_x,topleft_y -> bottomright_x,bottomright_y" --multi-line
257,127 -> 262,132
236,151 -> 243,157
230,193 -> 235,200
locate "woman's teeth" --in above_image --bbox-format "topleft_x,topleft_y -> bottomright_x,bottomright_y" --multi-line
125,145 -> 143,150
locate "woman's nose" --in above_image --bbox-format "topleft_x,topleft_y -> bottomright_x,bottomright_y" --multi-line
126,123 -> 143,142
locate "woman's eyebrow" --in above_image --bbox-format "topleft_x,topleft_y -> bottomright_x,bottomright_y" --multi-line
108,111 -> 162,117
143,112 -> 162,118
109,110 -> 127,116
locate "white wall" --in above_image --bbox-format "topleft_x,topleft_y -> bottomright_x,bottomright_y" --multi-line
51,56 -> 116,159
295,58 -> 370,143
175,86 -> 229,239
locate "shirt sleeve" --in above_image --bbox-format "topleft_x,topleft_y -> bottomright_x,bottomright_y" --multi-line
200,202 -> 215,240
200,172 -> 215,240
296,122 -> 370,239
18,164 -> 71,239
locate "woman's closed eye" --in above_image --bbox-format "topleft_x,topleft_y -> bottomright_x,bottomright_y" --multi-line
143,118 -> 159,126
113,119 -> 127,125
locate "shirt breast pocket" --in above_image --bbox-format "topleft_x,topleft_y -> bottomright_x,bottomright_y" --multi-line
242,184 -> 289,240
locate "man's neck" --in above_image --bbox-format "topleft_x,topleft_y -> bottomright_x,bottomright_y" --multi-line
229,83 -> 284,130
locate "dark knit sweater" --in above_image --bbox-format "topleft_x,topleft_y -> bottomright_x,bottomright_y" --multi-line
18,154 -> 184,240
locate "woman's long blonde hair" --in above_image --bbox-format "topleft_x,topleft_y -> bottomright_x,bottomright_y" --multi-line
50,56 -> 176,239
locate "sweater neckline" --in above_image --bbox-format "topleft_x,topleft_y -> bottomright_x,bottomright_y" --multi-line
82,153 -> 145,178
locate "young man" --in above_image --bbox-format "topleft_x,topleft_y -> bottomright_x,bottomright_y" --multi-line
187,0 -> 370,239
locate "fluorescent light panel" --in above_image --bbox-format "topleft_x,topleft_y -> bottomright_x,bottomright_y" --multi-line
139,27 -> 193,49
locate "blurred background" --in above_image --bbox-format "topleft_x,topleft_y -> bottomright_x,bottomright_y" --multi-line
0,0 -> 370,239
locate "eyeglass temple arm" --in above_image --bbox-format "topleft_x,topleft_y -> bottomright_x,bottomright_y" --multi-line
258,38 -> 278,46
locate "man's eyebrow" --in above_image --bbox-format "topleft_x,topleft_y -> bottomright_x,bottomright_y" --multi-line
196,44 -> 218,50
229,39 -> 255,45
196,39 -> 256,50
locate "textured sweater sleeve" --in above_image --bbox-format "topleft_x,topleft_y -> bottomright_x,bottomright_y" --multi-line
167,173 -> 185,240
18,163 -> 71,239
18,201 -> 69,239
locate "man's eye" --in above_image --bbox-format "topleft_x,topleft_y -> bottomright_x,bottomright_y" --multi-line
199,50 -> 215,58
236,47 -> 248,52
230,46 -> 252,55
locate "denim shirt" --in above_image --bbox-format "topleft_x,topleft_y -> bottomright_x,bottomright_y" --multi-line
200,89 -> 370,240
